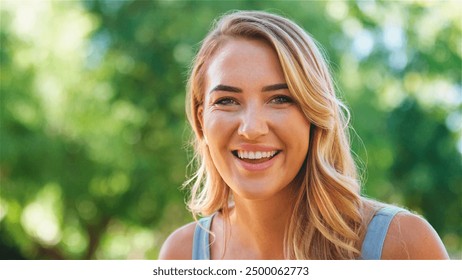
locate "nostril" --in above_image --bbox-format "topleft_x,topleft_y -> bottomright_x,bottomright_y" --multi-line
238,115 -> 269,139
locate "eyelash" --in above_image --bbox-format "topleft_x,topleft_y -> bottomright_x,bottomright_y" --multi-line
270,95 -> 293,104
212,95 -> 294,106
214,97 -> 238,106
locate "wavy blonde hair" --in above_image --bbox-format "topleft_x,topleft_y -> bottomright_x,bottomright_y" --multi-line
184,10 -> 369,259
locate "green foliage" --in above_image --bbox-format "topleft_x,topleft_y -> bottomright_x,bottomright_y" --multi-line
0,0 -> 460,259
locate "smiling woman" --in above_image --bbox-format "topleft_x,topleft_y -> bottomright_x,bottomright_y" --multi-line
158,10 -> 449,260
199,39 -> 310,203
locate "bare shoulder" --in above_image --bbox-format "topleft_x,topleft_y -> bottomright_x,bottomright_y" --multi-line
382,211 -> 449,259
158,222 -> 196,260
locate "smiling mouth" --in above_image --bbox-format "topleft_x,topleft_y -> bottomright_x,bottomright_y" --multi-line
232,150 -> 280,164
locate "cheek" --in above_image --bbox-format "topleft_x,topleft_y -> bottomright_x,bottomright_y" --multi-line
203,112 -> 237,146
202,113 -> 238,178
277,112 -> 310,149
295,119 -> 311,149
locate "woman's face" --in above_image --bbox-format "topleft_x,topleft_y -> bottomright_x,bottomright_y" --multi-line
199,38 -> 310,201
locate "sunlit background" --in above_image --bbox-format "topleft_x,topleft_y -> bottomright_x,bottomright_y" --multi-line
0,0 -> 461,259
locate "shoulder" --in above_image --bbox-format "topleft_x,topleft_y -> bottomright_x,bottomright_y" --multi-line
381,210 -> 449,259
158,221 -> 197,260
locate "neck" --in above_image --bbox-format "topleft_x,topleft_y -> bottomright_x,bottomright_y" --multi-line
229,187 -> 295,259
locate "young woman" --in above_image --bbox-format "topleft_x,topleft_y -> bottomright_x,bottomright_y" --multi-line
159,10 -> 449,260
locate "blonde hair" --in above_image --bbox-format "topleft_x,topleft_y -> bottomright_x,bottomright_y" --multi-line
185,10 -> 366,259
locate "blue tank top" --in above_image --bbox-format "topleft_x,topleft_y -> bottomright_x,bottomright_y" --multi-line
191,205 -> 405,260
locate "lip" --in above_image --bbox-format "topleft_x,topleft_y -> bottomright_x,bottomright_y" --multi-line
236,155 -> 278,171
234,144 -> 281,172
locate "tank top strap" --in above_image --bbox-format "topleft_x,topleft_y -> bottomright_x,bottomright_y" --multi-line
361,205 -> 407,260
192,214 -> 214,260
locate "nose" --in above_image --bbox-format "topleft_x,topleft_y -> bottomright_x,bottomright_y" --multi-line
238,104 -> 269,140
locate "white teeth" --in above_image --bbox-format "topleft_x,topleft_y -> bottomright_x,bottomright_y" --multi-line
237,150 -> 277,160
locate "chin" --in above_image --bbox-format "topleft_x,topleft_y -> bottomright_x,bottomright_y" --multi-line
230,182 -> 288,201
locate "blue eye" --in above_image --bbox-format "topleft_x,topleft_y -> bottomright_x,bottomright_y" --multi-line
214,97 -> 238,106
271,95 -> 293,104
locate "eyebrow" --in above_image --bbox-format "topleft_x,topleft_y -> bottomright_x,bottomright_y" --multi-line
209,84 -> 242,94
209,83 -> 289,94
262,83 -> 289,92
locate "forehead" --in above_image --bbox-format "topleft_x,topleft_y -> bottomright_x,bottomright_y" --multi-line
205,38 -> 286,87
